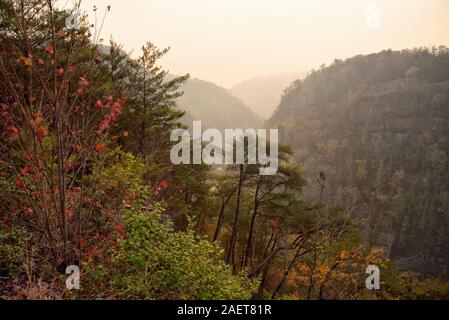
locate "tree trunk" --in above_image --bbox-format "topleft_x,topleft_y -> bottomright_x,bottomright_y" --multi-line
226,164 -> 244,268
48,0 -> 68,265
272,246 -> 301,299
140,53 -> 147,156
213,185 -> 237,242
243,177 -> 261,269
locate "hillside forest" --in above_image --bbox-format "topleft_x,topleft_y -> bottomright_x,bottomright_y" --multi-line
0,1 -> 449,300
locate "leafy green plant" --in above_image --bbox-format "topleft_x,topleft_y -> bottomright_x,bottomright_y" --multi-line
0,223 -> 26,278
86,205 -> 259,300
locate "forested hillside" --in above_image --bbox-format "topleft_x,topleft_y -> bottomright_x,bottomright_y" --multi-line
268,48 -> 449,276
230,73 -> 305,119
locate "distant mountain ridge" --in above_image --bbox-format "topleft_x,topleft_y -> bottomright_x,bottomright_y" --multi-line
230,72 -> 305,119
173,76 -> 263,131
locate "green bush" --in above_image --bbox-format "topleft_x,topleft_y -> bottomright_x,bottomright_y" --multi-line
0,223 -> 26,278
87,205 -> 259,300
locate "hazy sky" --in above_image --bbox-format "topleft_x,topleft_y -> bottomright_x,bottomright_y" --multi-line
66,0 -> 449,87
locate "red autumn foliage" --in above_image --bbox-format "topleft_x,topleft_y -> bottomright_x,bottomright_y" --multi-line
96,99 -> 105,110
44,43 -> 54,54
30,117 -> 43,128
6,125 -> 19,141
95,143 -> 107,152
269,219 -> 281,233
156,179 -> 170,192
78,76 -> 89,86
34,127 -> 48,143
7,125 -> 18,134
